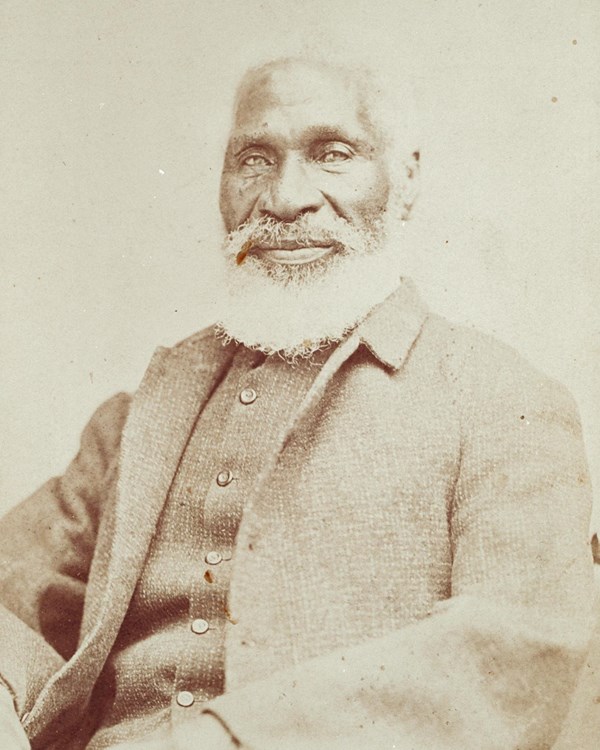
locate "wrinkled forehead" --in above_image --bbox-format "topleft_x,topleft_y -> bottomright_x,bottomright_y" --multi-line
230,61 -> 381,146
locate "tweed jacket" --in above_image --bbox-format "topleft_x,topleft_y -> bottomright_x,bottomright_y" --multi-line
0,278 -> 595,750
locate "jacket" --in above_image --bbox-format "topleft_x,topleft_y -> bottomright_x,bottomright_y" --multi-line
0,278 -> 594,749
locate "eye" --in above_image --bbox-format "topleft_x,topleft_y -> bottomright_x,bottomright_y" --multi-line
240,152 -> 273,170
315,143 -> 354,164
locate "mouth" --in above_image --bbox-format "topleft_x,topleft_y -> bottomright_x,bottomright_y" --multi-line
245,242 -> 336,266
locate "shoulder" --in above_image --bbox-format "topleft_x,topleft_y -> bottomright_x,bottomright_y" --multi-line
131,325 -> 237,402
171,324 -> 220,352
418,313 -> 561,387
151,324 -> 230,367
91,391 -> 132,424
418,313 -> 530,373
79,391 -> 133,465
414,313 -> 580,428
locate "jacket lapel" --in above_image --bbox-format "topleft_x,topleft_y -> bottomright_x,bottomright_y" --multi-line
228,331 -> 363,617
283,332 -> 361,450
88,335 -> 236,632
25,332 -> 236,742
284,278 -> 428,450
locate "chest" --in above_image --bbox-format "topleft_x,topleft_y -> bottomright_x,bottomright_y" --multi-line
224,357 -> 461,685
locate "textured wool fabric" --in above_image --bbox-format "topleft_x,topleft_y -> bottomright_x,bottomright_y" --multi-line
0,278 -> 595,749
89,347 -> 328,749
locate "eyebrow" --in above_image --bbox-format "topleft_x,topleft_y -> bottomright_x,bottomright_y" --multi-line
230,134 -> 274,156
229,124 -> 373,156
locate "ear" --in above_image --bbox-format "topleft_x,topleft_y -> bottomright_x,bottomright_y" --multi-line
399,150 -> 420,221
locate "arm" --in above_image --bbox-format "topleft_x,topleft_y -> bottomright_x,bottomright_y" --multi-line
192,346 -> 594,749
0,393 -> 130,716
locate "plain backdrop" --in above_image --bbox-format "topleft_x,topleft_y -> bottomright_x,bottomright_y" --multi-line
1,1 -> 599,527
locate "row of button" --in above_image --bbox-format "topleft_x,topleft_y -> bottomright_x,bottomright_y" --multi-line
176,389 -> 255,711
178,614 -> 211,706
214,389 -> 256,491
190,551 -> 226,633
190,550 -> 229,637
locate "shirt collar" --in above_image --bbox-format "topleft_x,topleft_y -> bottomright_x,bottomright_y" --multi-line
354,277 -> 429,371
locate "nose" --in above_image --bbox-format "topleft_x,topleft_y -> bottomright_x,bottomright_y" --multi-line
256,156 -> 324,222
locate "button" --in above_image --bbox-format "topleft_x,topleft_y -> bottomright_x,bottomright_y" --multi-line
191,618 -> 209,634
176,690 -> 195,707
239,387 -> 257,405
216,469 -> 233,487
205,551 -> 222,565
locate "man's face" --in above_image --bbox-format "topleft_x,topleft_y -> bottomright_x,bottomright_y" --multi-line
219,61 -> 391,265
213,60 -> 412,360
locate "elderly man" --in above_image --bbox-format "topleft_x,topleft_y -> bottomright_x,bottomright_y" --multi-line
0,58 -> 595,749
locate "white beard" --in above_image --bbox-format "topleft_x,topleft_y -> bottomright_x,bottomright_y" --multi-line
212,211 -> 404,360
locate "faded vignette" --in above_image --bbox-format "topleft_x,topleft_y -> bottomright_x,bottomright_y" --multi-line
1,1 -> 599,748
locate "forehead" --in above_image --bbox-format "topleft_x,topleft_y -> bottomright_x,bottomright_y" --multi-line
230,63 -> 378,145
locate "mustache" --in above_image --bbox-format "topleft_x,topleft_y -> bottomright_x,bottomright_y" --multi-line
242,215 -> 346,247
224,214 -> 380,258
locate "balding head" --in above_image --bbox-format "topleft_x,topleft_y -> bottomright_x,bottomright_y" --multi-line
232,56 -> 419,163
233,58 -> 380,141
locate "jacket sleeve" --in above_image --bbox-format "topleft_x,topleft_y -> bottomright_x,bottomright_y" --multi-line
197,343 -> 595,750
0,393 -> 131,715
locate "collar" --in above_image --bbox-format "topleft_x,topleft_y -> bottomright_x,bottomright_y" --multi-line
354,277 -> 429,371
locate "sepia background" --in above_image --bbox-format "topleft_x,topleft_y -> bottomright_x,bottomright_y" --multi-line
1,1 -> 599,526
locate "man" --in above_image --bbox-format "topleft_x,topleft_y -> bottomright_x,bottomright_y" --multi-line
0,57 -> 595,749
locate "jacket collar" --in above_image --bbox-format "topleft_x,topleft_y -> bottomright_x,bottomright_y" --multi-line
355,277 -> 429,371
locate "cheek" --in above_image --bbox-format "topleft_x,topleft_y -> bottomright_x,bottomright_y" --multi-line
219,175 -> 259,231
343,167 -> 390,222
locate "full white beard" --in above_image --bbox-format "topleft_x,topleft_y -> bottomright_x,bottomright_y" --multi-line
212,211 -> 404,360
